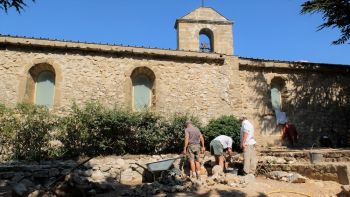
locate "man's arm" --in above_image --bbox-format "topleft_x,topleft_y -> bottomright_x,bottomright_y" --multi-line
200,134 -> 205,153
227,138 -> 233,155
227,147 -> 233,155
241,131 -> 248,149
183,133 -> 189,154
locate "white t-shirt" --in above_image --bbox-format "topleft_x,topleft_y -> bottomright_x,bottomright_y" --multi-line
213,135 -> 233,149
240,120 -> 256,145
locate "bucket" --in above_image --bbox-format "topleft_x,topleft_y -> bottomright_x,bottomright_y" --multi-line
309,152 -> 323,164
225,167 -> 238,175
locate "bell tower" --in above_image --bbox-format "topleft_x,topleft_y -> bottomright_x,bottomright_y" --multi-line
175,7 -> 234,55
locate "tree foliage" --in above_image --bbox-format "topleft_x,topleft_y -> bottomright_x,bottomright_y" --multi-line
0,0 -> 34,13
202,115 -> 241,150
301,0 -> 350,44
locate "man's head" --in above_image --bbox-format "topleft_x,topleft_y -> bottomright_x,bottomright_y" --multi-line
239,116 -> 247,123
184,120 -> 192,127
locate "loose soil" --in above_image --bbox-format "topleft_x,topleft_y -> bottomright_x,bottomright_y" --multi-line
99,176 -> 342,197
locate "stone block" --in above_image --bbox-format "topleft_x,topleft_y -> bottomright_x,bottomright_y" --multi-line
290,173 -> 307,183
20,179 -> 35,188
49,168 -> 60,177
33,170 -> 50,178
120,169 -> 143,185
337,165 -> 350,185
100,165 -> 111,172
91,170 -> 105,182
12,183 -> 28,196
0,172 -> 15,179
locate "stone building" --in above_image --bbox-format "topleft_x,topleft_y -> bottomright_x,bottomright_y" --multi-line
0,7 -> 349,147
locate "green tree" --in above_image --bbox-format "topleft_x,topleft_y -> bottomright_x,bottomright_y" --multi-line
1,0 -> 34,13
301,0 -> 350,44
202,115 -> 241,150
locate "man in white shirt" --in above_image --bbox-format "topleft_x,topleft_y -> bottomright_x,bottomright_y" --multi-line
210,135 -> 233,170
239,117 -> 257,175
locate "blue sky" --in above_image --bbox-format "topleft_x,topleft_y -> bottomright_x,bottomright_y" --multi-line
0,0 -> 349,65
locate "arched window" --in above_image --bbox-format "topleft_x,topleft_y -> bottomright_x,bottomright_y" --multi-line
25,63 -> 57,108
270,77 -> 285,111
133,74 -> 152,110
35,71 -> 55,107
199,28 -> 214,52
271,84 -> 281,111
130,67 -> 155,111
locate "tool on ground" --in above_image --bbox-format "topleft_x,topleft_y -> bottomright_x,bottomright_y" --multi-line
267,190 -> 312,197
45,157 -> 93,190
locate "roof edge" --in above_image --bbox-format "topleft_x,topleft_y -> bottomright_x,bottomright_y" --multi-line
239,56 -> 350,70
0,34 -> 226,62
175,6 -> 232,29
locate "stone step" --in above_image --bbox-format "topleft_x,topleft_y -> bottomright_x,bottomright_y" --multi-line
258,162 -> 350,184
259,149 -> 350,163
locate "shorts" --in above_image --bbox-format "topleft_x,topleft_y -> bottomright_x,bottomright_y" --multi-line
210,140 -> 223,156
188,144 -> 201,161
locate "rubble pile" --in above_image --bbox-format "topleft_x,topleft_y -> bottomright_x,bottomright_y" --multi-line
0,154 -> 258,196
120,165 -> 255,196
260,156 -> 297,165
0,153 -> 319,196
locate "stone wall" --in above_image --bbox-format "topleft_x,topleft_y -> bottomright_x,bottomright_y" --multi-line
1,36 -> 350,147
260,149 -> 350,163
238,58 -> 350,147
258,150 -> 350,184
0,36 -> 241,124
262,163 -> 350,185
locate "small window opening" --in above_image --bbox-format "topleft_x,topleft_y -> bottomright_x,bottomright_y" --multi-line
199,28 -> 214,52
270,77 -> 285,111
35,71 -> 55,107
133,74 -> 152,111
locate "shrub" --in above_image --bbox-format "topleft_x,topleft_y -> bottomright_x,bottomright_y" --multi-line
1,102 -> 244,160
12,104 -> 58,160
203,115 -> 241,150
127,112 -> 167,154
162,113 -> 202,153
59,102 -> 130,156
0,104 -> 15,160
0,104 -> 15,140
60,102 -> 164,156
59,103 -> 204,156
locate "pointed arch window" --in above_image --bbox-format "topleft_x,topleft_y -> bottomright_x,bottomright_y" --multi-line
35,71 -> 55,107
